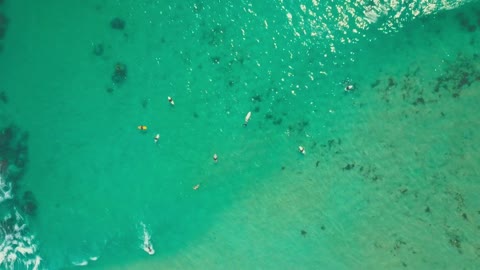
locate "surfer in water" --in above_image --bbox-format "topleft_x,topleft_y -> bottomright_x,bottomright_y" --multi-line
345,84 -> 354,91
168,96 -> 175,105
144,242 -> 154,255
141,222 -> 155,255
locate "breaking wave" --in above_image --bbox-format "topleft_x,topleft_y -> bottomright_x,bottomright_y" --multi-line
0,208 -> 41,270
281,0 -> 471,37
0,124 -> 40,269
278,0 -> 472,49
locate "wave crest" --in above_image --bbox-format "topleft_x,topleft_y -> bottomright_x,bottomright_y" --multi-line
280,0 -> 472,45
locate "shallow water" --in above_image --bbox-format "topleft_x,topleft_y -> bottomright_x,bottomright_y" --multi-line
0,0 -> 479,269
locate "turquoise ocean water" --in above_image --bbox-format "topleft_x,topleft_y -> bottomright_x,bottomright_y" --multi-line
0,0 -> 479,269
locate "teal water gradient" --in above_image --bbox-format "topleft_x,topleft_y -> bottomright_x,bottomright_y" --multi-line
0,0 -> 479,269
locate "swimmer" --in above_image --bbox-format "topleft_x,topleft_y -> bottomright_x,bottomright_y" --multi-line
213,153 -> 218,162
154,134 -> 160,144
345,84 -> 354,92
243,111 -> 252,126
138,125 -> 148,131
193,184 -> 200,190
168,96 -> 175,105
298,146 -> 306,155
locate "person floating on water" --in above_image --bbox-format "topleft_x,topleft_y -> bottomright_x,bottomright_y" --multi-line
342,78 -> 355,92
144,242 -> 154,255
138,125 -> 148,131
154,134 -> 160,144
213,153 -> 218,163
345,84 -> 354,91
298,146 -> 306,155
193,184 -> 200,190
168,96 -> 175,105
243,111 -> 251,126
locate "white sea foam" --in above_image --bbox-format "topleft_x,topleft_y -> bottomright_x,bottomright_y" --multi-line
0,159 -> 41,270
0,175 -> 12,203
0,210 -> 40,270
32,256 -> 41,270
70,254 -> 99,267
72,260 -> 89,266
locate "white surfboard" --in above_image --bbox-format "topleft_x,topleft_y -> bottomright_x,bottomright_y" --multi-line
244,111 -> 251,126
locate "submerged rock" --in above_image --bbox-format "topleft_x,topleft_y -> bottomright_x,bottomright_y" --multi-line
110,17 -> 125,30
22,201 -> 37,216
92,43 -> 104,56
112,62 -> 127,85
0,125 -> 16,158
0,13 -> 8,40
0,91 -> 7,103
22,191 -> 37,216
